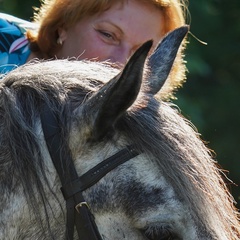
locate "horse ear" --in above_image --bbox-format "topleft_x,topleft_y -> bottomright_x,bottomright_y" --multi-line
86,40 -> 153,141
147,25 -> 189,95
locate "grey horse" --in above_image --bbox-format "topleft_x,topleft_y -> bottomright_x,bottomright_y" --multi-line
0,26 -> 239,239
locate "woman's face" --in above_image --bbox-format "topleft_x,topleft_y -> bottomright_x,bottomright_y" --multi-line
57,0 -> 164,66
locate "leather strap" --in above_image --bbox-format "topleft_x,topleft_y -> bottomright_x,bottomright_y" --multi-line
40,104 -> 139,240
61,145 -> 139,199
41,104 -> 102,240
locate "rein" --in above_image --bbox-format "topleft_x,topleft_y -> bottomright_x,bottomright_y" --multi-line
40,104 -> 139,240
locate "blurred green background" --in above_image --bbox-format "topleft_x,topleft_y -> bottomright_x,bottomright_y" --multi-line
0,0 -> 239,208
175,0 -> 240,209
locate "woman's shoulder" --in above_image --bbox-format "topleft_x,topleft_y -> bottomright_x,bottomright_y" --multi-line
0,13 -> 37,32
0,13 -> 36,74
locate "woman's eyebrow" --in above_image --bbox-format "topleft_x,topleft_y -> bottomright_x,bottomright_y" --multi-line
97,20 -> 124,35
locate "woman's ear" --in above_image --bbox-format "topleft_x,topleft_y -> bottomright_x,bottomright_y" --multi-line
57,27 -> 68,44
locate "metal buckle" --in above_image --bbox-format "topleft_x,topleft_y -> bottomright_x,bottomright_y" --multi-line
75,201 -> 90,213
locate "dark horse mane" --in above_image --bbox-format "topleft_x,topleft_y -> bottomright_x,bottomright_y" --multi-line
0,60 -> 239,238
0,61 -> 101,234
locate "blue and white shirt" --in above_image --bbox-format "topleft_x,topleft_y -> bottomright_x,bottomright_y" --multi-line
0,13 -> 37,75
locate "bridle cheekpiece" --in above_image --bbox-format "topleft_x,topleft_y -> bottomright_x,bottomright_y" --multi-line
40,104 -> 139,240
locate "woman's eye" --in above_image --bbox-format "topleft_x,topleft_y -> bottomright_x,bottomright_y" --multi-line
98,30 -> 114,39
96,29 -> 121,45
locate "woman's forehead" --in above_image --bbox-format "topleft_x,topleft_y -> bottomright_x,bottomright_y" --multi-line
94,1 -> 163,39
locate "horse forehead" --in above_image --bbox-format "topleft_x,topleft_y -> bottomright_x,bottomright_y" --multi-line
90,155 -> 198,239
86,153 -> 179,209
122,154 -> 173,189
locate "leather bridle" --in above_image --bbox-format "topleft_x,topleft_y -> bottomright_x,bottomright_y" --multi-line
40,104 -> 139,240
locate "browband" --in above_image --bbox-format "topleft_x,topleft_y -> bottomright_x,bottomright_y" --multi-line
61,145 -> 139,200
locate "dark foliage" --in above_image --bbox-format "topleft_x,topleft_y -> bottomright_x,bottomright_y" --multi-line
176,0 -> 240,207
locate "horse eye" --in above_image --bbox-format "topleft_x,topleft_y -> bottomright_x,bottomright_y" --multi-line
142,226 -> 174,240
